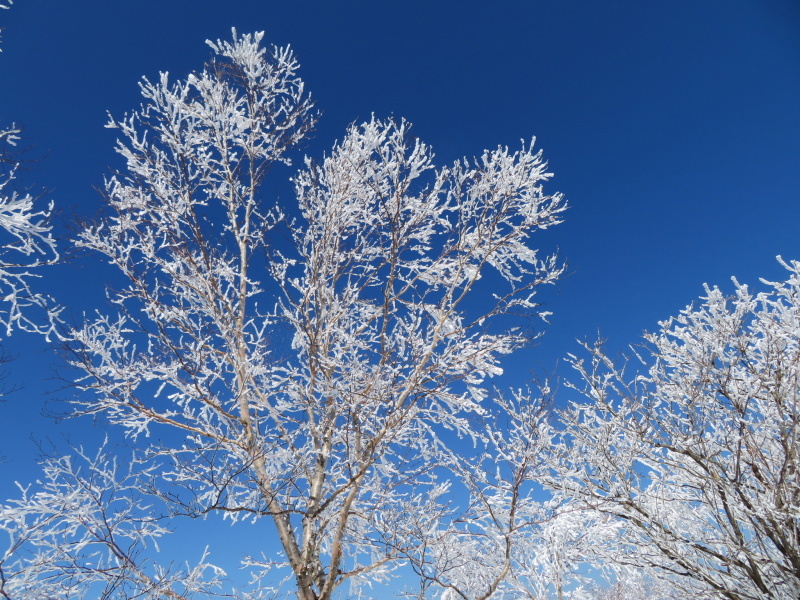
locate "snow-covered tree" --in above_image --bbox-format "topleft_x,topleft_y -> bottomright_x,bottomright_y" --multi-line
557,259 -> 800,600
0,30 -> 568,600
406,388 -> 627,600
0,0 -> 60,338
588,572 -> 681,600
0,126 -> 59,338
0,443 -> 229,600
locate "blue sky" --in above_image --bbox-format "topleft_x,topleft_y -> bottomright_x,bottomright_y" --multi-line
1,0 -> 799,589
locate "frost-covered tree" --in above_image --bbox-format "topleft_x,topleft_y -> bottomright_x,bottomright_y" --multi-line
0,443 -> 229,600
558,259 -> 800,600
0,125 -> 59,338
588,572 -> 681,600
0,0 -> 60,338
1,30 -> 568,600
404,386 -> 632,600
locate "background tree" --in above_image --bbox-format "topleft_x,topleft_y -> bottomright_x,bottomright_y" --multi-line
0,30 -> 567,600
0,124 -> 59,339
0,443 -> 229,600
557,258 -> 800,600
407,388 -> 625,600
588,572 -> 680,600
0,0 -> 60,339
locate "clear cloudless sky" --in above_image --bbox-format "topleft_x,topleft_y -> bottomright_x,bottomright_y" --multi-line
1,0 -> 799,586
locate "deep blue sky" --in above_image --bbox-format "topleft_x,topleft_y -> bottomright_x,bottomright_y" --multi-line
1,0 -> 799,583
